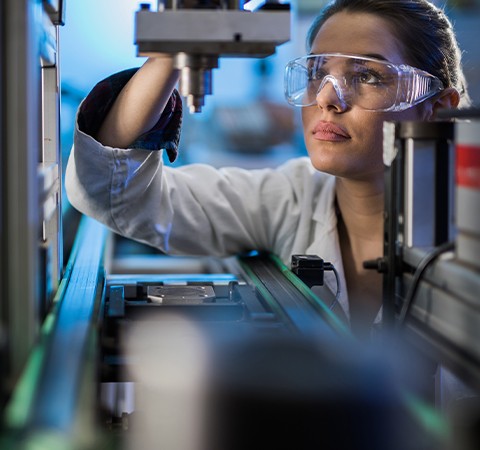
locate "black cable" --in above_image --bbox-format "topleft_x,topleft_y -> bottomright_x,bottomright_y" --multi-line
397,241 -> 454,328
324,262 -> 341,310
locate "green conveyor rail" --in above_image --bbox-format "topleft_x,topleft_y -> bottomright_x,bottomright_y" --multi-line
237,252 -> 351,338
1,216 -> 110,450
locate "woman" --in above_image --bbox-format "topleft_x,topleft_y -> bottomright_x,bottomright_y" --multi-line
65,0 -> 469,336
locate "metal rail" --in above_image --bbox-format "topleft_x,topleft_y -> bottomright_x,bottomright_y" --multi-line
2,216 -> 108,449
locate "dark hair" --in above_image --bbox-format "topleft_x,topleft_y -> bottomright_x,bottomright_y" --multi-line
307,0 -> 471,107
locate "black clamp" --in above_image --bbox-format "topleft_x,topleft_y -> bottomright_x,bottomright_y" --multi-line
291,254 -> 325,288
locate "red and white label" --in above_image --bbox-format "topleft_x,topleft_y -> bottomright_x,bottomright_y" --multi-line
456,144 -> 480,189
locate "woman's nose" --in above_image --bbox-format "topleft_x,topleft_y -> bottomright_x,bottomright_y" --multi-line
315,75 -> 348,111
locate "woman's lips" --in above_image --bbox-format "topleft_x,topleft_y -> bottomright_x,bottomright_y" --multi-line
312,121 -> 351,141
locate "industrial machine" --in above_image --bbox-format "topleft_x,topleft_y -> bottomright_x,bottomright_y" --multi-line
1,1 -> 480,449
1,0 -> 66,405
134,0 -> 291,112
378,115 -> 480,386
365,114 -> 480,450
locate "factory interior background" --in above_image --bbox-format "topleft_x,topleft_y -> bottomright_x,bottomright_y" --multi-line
59,0 -> 480,188
2,1 -> 480,449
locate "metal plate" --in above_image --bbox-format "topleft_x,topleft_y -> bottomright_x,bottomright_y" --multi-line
147,285 -> 216,304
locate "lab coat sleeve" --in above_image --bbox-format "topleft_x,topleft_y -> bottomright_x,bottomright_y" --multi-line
77,67 -> 183,161
65,123 -> 311,257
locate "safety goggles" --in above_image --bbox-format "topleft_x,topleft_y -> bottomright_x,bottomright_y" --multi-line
284,53 -> 444,112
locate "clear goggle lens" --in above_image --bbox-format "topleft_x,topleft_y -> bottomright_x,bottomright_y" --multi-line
284,53 -> 444,112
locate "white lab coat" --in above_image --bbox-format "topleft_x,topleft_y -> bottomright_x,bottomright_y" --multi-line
66,119 -> 357,323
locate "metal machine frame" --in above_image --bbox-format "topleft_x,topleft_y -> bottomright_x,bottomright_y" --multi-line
381,118 -> 480,390
1,0 -> 65,397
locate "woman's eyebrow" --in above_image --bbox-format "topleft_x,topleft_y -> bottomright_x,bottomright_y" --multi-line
306,52 -> 389,61
363,53 -> 389,61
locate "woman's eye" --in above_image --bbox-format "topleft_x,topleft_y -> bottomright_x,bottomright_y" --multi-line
308,68 -> 326,81
355,70 -> 382,84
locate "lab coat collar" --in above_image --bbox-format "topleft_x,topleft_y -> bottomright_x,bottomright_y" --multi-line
305,175 -> 351,321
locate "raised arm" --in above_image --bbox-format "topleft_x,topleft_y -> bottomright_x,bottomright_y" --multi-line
96,57 -> 180,148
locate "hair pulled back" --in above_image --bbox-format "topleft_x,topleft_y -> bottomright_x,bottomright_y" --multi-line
307,0 -> 471,107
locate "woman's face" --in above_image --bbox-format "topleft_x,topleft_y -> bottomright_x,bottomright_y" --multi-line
302,11 -> 427,182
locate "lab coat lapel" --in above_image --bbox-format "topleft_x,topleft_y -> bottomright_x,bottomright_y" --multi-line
306,176 -> 351,322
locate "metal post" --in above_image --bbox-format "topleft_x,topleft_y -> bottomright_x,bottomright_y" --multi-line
2,0 -> 42,379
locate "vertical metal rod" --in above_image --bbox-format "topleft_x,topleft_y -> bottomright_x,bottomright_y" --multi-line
404,138 -> 415,248
382,128 -> 403,326
3,0 -> 42,378
434,139 -> 451,245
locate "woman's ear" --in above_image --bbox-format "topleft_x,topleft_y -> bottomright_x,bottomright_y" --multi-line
425,87 -> 460,119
